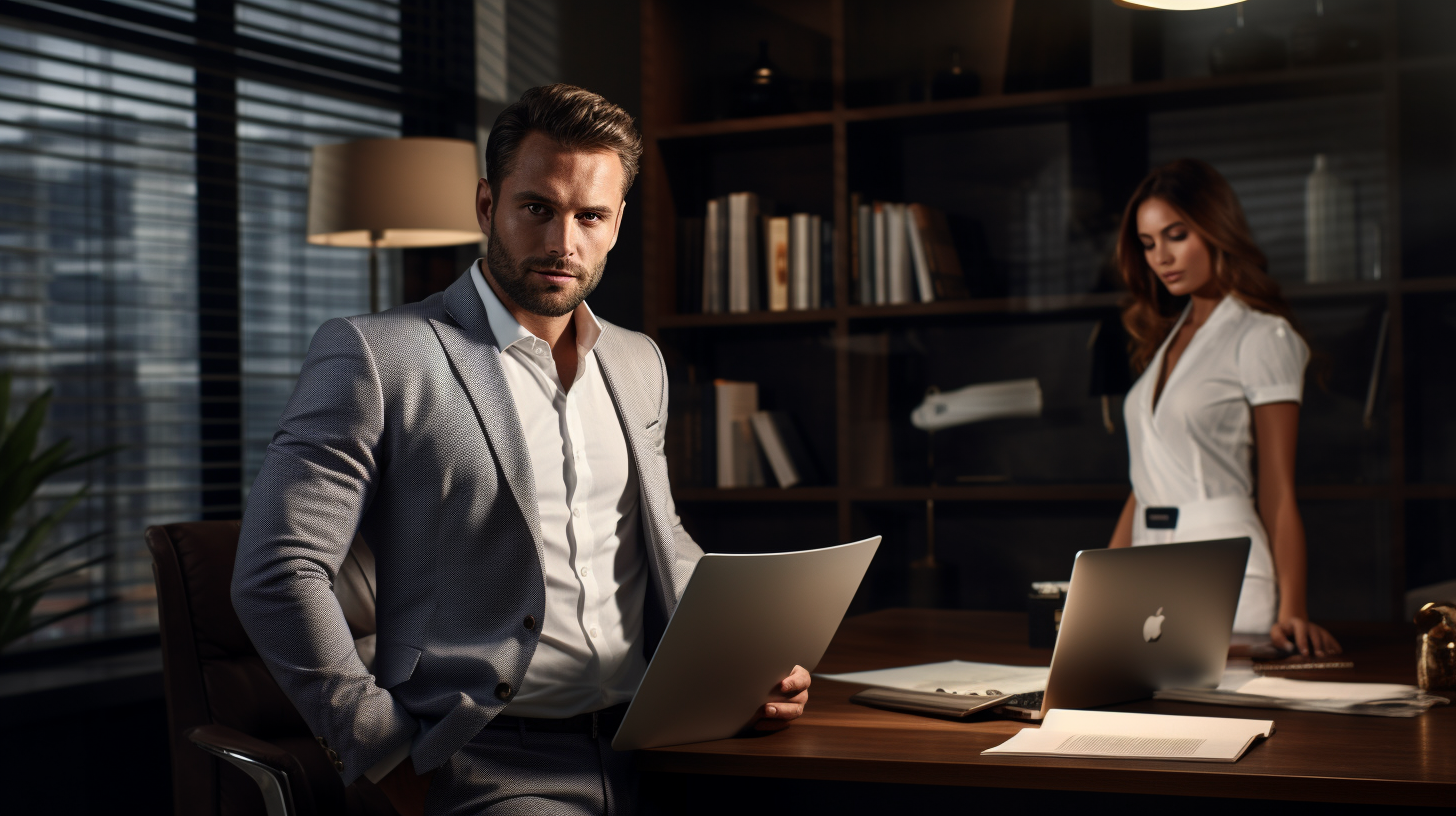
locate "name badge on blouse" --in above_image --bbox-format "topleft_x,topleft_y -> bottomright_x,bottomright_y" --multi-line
1145,507 -> 1179,529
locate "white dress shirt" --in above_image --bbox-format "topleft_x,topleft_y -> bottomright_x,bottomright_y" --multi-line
471,261 -> 649,718
1123,294 -> 1308,632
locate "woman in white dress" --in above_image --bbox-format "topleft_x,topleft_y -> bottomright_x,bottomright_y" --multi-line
1107,159 -> 1341,658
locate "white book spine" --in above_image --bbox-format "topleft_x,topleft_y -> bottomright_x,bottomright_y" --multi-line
703,198 -> 721,313
716,381 -> 760,488
809,214 -> 822,310
905,205 -> 935,303
727,192 -> 756,312
857,204 -> 875,306
873,206 -> 888,305
885,203 -> 911,305
791,213 -> 812,310
750,411 -> 799,488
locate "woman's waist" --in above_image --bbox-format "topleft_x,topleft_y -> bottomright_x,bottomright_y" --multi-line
1134,495 -> 1261,531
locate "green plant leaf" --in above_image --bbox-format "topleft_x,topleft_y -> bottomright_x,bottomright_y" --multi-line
13,552 -> 110,594
0,437 -> 74,541
10,530 -> 106,585
0,486 -> 87,587
18,594 -> 116,640
0,387 -> 51,485
0,586 -> 44,647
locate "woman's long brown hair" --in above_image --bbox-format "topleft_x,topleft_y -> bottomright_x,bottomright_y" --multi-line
1117,158 -> 1297,373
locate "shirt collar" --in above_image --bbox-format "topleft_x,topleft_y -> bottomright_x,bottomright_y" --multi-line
469,259 -> 603,355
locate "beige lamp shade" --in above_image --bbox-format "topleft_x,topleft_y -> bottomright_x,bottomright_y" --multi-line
307,137 -> 483,248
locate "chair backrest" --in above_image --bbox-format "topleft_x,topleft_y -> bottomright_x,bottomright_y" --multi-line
148,521 -> 379,816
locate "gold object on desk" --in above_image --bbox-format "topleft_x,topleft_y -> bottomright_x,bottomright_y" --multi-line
1415,601 -> 1456,691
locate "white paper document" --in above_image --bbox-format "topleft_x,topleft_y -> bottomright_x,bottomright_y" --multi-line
983,709 -> 1274,763
1154,669 -> 1450,717
816,660 -> 1049,696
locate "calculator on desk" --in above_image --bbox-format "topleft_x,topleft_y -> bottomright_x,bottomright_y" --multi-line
850,688 -> 1045,722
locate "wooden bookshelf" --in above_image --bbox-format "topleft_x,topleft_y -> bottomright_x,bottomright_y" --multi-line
639,0 -> 1456,619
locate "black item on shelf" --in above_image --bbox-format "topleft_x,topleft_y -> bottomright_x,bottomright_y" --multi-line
677,216 -> 704,315
1027,587 -> 1066,649
930,49 -> 980,101
1089,316 -> 1134,399
734,41 -> 794,118
1208,9 -> 1287,75
1289,4 -> 1379,67
1003,0 -> 1091,93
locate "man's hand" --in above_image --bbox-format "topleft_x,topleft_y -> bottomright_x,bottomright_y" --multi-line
1270,617 -> 1342,658
753,665 -> 811,732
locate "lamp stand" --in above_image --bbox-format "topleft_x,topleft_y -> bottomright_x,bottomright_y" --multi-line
909,392 -> 958,609
368,230 -> 382,313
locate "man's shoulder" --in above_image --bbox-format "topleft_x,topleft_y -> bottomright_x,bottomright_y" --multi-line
597,318 -> 661,363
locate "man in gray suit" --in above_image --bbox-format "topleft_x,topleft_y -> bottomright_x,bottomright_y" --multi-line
232,84 -> 810,815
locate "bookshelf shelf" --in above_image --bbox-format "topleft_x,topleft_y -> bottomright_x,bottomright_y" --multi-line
650,60 -> 1408,143
671,483 -> 1409,504
656,308 -> 838,329
642,0 -> 1456,620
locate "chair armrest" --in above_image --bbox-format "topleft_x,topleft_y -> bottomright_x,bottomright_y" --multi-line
187,724 -> 296,816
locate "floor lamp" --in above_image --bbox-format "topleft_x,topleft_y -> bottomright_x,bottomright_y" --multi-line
306,137 -> 483,312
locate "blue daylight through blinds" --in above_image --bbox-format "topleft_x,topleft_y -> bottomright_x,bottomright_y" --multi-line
238,80 -> 400,490
0,26 -> 198,640
237,0 -> 402,73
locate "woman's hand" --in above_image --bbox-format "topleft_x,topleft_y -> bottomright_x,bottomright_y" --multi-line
1270,617 -> 1342,658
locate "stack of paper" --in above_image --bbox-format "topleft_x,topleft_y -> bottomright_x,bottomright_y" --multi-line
983,710 -> 1274,763
816,660 -> 1049,696
1155,669 -> 1450,717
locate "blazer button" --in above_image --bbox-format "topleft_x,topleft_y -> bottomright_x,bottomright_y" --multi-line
327,749 -> 339,761
334,761 -> 344,773
317,737 -> 328,747
523,615 -> 536,631
495,682 -> 512,700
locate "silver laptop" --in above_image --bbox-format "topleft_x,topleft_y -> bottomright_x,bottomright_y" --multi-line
1033,537 -> 1250,718
612,536 -> 880,751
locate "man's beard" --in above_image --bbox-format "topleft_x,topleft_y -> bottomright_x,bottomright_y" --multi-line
485,225 -> 606,318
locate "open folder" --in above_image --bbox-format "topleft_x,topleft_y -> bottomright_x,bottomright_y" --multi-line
983,710 -> 1274,763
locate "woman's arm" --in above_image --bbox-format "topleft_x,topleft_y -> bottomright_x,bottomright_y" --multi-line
1109,492 -> 1137,548
1253,401 -> 1341,657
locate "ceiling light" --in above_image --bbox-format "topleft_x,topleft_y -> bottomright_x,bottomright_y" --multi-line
1115,1 -> 1245,10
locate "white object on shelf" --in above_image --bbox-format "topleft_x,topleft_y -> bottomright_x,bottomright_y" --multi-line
1305,154 -> 1357,283
910,378 -> 1043,431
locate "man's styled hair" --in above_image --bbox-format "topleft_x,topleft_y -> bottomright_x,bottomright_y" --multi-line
485,83 -> 643,200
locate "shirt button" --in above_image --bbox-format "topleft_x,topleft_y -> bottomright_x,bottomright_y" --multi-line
572,507 -> 581,518
590,627 -> 600,639
580,566 -> 590,577
523,615 -> 536,631
495,682 -> 512,700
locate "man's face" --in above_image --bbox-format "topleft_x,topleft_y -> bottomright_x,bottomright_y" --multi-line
476,131 -> 626,318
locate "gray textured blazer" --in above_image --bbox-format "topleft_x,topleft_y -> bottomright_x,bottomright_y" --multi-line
232,271 -> 703,783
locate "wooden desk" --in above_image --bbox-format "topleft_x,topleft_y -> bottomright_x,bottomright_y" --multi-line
638,610 -> 1454,808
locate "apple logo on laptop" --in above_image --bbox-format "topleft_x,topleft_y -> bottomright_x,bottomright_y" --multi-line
1143,608 -> 1165,643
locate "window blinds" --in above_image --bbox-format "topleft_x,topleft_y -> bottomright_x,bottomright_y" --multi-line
0,25 -> 200,639
238,79 -> 399,489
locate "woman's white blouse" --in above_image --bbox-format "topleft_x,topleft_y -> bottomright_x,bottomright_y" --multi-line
1124,295 -> 1308,511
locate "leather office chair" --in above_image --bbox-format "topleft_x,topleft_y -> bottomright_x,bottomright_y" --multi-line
147,520 -> 399,816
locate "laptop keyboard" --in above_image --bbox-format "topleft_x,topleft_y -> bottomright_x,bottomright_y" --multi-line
1003,690 -> 1044,709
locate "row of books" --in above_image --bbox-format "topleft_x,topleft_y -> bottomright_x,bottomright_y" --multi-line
667,379 -> 819,489
849,197 -> 970,306
677,192 -> 835,314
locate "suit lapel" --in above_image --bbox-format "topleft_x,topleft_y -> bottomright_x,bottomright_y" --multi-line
594,324 -> 676,613
430,274 -> 545,561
